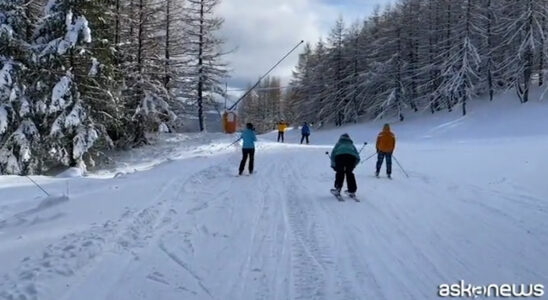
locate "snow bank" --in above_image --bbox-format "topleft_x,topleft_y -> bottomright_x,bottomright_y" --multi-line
88,132 -> 238,178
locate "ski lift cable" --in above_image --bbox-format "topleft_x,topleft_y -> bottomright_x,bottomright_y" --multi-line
227,40 -> 304,111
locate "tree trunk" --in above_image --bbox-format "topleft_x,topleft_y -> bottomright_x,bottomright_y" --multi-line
487,0 -> 494,101
137,0 -> 144,75
353,34 -> 359,122
396,25 -> 403,121
540,1 -> 546,86
197,0 -> 205,131
115,0 -> 120,45
522,0 -> 533,103
164,0 -> 171,89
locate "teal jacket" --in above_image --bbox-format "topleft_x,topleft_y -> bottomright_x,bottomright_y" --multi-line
330,135 -> 360,167
240,128 -> 257,149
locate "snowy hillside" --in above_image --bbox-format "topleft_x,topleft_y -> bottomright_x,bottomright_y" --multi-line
0,97 -> 547,300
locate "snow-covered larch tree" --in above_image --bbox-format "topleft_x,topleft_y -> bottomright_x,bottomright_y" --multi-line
181,0 -> 228,132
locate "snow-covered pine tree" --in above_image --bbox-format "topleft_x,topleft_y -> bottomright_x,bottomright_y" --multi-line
288,43 -> 315,122
31,0 -> 101,171
367,8 -> 407,121
0,0 -> 40,175
285,0 -> 547,122
322,16 -> 347,126
158,0 -> 187,132
399,0 -> 422,112
68,0 -> 121,158
352,20 -> 375,117
161,0 -> 185,91
348,17 -> 380,120
338,22 -> 361,124
308,39 -> 329,126
424,0 -> 445,113
436,0 -> 482,116
480,0 -> 499,101
181,0 -> 228,132
497,0 -> 548,103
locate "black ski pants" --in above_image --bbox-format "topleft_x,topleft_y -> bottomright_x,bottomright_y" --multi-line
300,134 -> 309,144
239,148 -> 255,174
277,131 -> 285,142
333,154 -> 358,193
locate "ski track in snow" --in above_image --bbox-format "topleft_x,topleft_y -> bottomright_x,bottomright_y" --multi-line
0,137 -> 547,299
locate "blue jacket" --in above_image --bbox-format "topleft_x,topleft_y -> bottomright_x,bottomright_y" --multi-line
330,135 -> 360,168
240,129 -> 257,149
301,124 -> 310,135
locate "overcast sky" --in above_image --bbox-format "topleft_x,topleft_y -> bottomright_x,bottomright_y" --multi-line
217,0 -> 393,92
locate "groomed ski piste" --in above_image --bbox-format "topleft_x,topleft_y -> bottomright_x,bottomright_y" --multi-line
1,92 -> 547,300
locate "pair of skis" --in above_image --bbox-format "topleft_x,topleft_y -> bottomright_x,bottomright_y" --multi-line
330,189 -> 360,202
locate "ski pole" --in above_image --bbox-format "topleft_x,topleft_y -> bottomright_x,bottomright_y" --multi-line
226,138 -> 242,149
357,142 -> 368,154
393,155 -> 410,178
360,152 -> 377,164
25,176 -> 50,197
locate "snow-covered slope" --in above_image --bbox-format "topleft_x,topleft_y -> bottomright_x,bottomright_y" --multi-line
0,96 -> 547,300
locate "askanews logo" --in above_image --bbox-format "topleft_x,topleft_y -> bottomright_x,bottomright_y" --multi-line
438,281 -> 544,298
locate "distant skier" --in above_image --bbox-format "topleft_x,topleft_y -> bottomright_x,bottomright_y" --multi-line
277,121 -> 287,142
376,123 -> 396,178
330,133 -> 361,198
300,122 -> 310,144
239,123 -> 257,175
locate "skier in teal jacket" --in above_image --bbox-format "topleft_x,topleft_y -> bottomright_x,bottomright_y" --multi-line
239,123 -> 257,175
330,133 -> 360,197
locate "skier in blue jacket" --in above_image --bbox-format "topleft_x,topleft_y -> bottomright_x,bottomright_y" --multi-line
330,133 -> 360,197
239,123 -> 257,175
300,122 -> 311,144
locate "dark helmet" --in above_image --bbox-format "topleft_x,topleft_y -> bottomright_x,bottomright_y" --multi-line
246,123 -> 254,129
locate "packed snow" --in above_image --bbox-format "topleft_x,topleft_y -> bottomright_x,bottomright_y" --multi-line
0,94 -> 547,299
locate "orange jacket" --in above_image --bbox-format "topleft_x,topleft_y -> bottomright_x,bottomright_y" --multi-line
277,123 -> 287,132
376,129 -> 396,153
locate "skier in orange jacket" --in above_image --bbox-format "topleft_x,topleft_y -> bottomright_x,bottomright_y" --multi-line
376,123 -> 396,178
